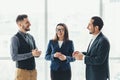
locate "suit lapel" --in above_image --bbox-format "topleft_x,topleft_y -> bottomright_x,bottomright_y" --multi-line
87,32 -> 103,53
87,39 -> 93,52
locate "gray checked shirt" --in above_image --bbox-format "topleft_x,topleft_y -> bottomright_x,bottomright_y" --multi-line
10,31 -> 37,61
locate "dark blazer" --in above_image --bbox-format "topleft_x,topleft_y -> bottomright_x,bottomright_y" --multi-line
83,32 -> 110,80
45,40 -> 75,71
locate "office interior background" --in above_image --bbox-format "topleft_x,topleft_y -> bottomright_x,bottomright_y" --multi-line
0,0 -> 120,80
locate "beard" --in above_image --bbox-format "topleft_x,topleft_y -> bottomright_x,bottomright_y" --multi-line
22,26 -> 30,31
89,28 -> 95,34
25,28 -> 30,31
89,31 -> 93,34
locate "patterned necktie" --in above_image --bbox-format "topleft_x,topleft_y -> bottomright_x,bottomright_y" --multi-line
24,34 -> 32,49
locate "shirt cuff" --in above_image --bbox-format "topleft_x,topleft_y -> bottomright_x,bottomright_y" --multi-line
82,55 -> 85,63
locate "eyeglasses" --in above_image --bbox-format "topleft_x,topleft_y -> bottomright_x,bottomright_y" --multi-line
56,28 -> 64,32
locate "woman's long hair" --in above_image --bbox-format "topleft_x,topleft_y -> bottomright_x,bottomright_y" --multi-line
53,23 -> 69,41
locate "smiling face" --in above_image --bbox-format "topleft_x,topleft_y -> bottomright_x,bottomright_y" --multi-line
16,15 -> 31,33
87,19 -> 95,34
87,19 -> 101,35
17,18 -> 31,33
56,25 -> 65,41
21,18 -> 31,31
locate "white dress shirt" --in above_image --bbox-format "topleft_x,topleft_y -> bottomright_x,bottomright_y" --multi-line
82,32 -> 101,60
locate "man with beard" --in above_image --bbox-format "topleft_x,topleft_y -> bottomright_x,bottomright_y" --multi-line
73,16 -> 110,80
10,14 -> 41,80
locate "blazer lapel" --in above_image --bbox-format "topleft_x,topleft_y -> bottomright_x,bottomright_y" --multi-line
60,41 -> 65,49
56,41 -> 64,49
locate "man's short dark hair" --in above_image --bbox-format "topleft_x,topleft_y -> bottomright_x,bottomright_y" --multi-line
91,16 -> 104,31
16,14 -> 28,23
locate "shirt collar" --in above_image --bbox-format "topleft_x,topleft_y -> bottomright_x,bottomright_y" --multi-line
92,32 -> 101,40
18,30 -> 27,38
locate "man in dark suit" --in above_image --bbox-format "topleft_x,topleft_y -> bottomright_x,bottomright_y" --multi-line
73,16 -> 110,80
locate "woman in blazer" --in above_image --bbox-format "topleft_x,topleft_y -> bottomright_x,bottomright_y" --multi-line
45,23 -> 75,80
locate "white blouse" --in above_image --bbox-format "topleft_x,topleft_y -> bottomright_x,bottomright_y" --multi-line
58,41 -> 63,48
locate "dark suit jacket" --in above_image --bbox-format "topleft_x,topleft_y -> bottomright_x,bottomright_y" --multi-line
45,40 -> 75,71
83,32 -> 110,80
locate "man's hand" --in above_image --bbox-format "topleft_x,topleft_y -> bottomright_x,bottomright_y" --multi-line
73,51 -> 83,60
32,49 -> 42,57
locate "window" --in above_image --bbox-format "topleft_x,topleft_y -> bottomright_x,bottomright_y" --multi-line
0,0 -> 120,80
